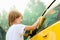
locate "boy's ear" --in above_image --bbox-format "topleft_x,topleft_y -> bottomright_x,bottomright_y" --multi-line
14,19 -> 17,22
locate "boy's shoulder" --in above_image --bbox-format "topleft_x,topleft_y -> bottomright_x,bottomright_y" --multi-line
11,24 -> 22,26
11,24 -> 25,28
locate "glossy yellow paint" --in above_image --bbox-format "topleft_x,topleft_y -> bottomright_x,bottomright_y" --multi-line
30,21 -> 60,40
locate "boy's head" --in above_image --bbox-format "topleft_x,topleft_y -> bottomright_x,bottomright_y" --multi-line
8,10 -> 23,26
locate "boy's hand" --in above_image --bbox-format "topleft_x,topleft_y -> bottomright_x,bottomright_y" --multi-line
38,16 -> 45,21
37,16 -> 45,28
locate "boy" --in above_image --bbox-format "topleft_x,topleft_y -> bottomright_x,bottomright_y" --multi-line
6,10 -> 44,40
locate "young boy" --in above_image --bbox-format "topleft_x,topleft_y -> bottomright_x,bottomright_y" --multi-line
6,10 -> 44,40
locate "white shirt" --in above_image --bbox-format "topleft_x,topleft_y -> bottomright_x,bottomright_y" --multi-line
6,24 -> 25,40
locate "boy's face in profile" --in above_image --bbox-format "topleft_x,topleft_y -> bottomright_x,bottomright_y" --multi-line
15,16 -> 22,24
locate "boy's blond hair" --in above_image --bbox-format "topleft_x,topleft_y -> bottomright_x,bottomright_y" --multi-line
8,10 -> 22,26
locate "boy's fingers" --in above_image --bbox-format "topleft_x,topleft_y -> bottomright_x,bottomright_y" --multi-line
37,16 -> 45,29
38,16 -> 45,21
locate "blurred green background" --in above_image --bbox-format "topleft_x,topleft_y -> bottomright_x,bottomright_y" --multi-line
0,0 -> 60,40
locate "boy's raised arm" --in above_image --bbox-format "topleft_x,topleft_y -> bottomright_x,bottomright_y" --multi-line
24,16 -> 45,31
